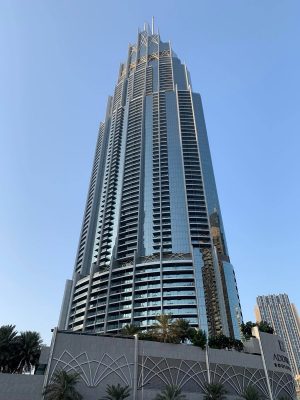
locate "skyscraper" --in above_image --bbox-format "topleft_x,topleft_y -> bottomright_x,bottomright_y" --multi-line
255,294 -> 300,379
59,23 -> 242,339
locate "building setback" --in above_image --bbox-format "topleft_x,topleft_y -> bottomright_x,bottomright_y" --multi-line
59,23 -> 242,338
255,294 -> 300,380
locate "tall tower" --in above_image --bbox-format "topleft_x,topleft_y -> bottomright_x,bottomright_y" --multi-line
59,24 -> 242,339
256,294 -> 300,379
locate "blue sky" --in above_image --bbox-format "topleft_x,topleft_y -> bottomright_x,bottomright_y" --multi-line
0,0 -> 299,344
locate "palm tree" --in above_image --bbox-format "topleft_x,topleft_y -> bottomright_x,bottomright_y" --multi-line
241,386 -> 263,400
151,314 -> 179,343
100,383 -> 130,400
172,319 -> 194,343
0,325 -> 18,372
43,369 -> 83,400
204,382 -> 227,400
120,324 -> 140,336
15,331 -> 43,373
153,384 -> 186,400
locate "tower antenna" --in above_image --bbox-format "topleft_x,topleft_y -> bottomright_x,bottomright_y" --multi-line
152,16 -> 154,34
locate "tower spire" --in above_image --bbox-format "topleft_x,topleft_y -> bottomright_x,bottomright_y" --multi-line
152,16 -> 154,34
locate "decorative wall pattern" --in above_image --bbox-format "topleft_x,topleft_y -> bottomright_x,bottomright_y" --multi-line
46,331 -> 296,400
269,371 -> 296,399
138,357 -> 295,399
210,363 -> 269,397
51,350 -> 133,387
138,356 -> 208,392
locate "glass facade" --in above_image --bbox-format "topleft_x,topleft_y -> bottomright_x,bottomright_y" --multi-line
58,25 -> 243,339
223,262 -> 243,339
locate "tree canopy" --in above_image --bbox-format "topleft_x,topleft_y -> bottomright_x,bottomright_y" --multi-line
43,369 -> 83,400
153,384 -> 186,400
0,324 -> 42,373
241,320 -> 274,340
100,383 -> 130,400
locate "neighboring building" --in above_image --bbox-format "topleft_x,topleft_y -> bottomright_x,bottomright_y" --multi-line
255,294 -> 300,382
59,23 -> 242,338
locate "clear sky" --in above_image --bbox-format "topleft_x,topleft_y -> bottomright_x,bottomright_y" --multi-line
0,0 -> 299,345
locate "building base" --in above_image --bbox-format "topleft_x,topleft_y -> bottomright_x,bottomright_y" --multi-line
0,329 -> 296,400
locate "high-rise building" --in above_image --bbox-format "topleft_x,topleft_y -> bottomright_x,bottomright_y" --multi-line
58,23 -> 242,339
255,294 -> 300,379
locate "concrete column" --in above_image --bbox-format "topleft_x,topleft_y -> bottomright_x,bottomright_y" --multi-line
133,334 -> 139,400
253,327 -> 273,400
